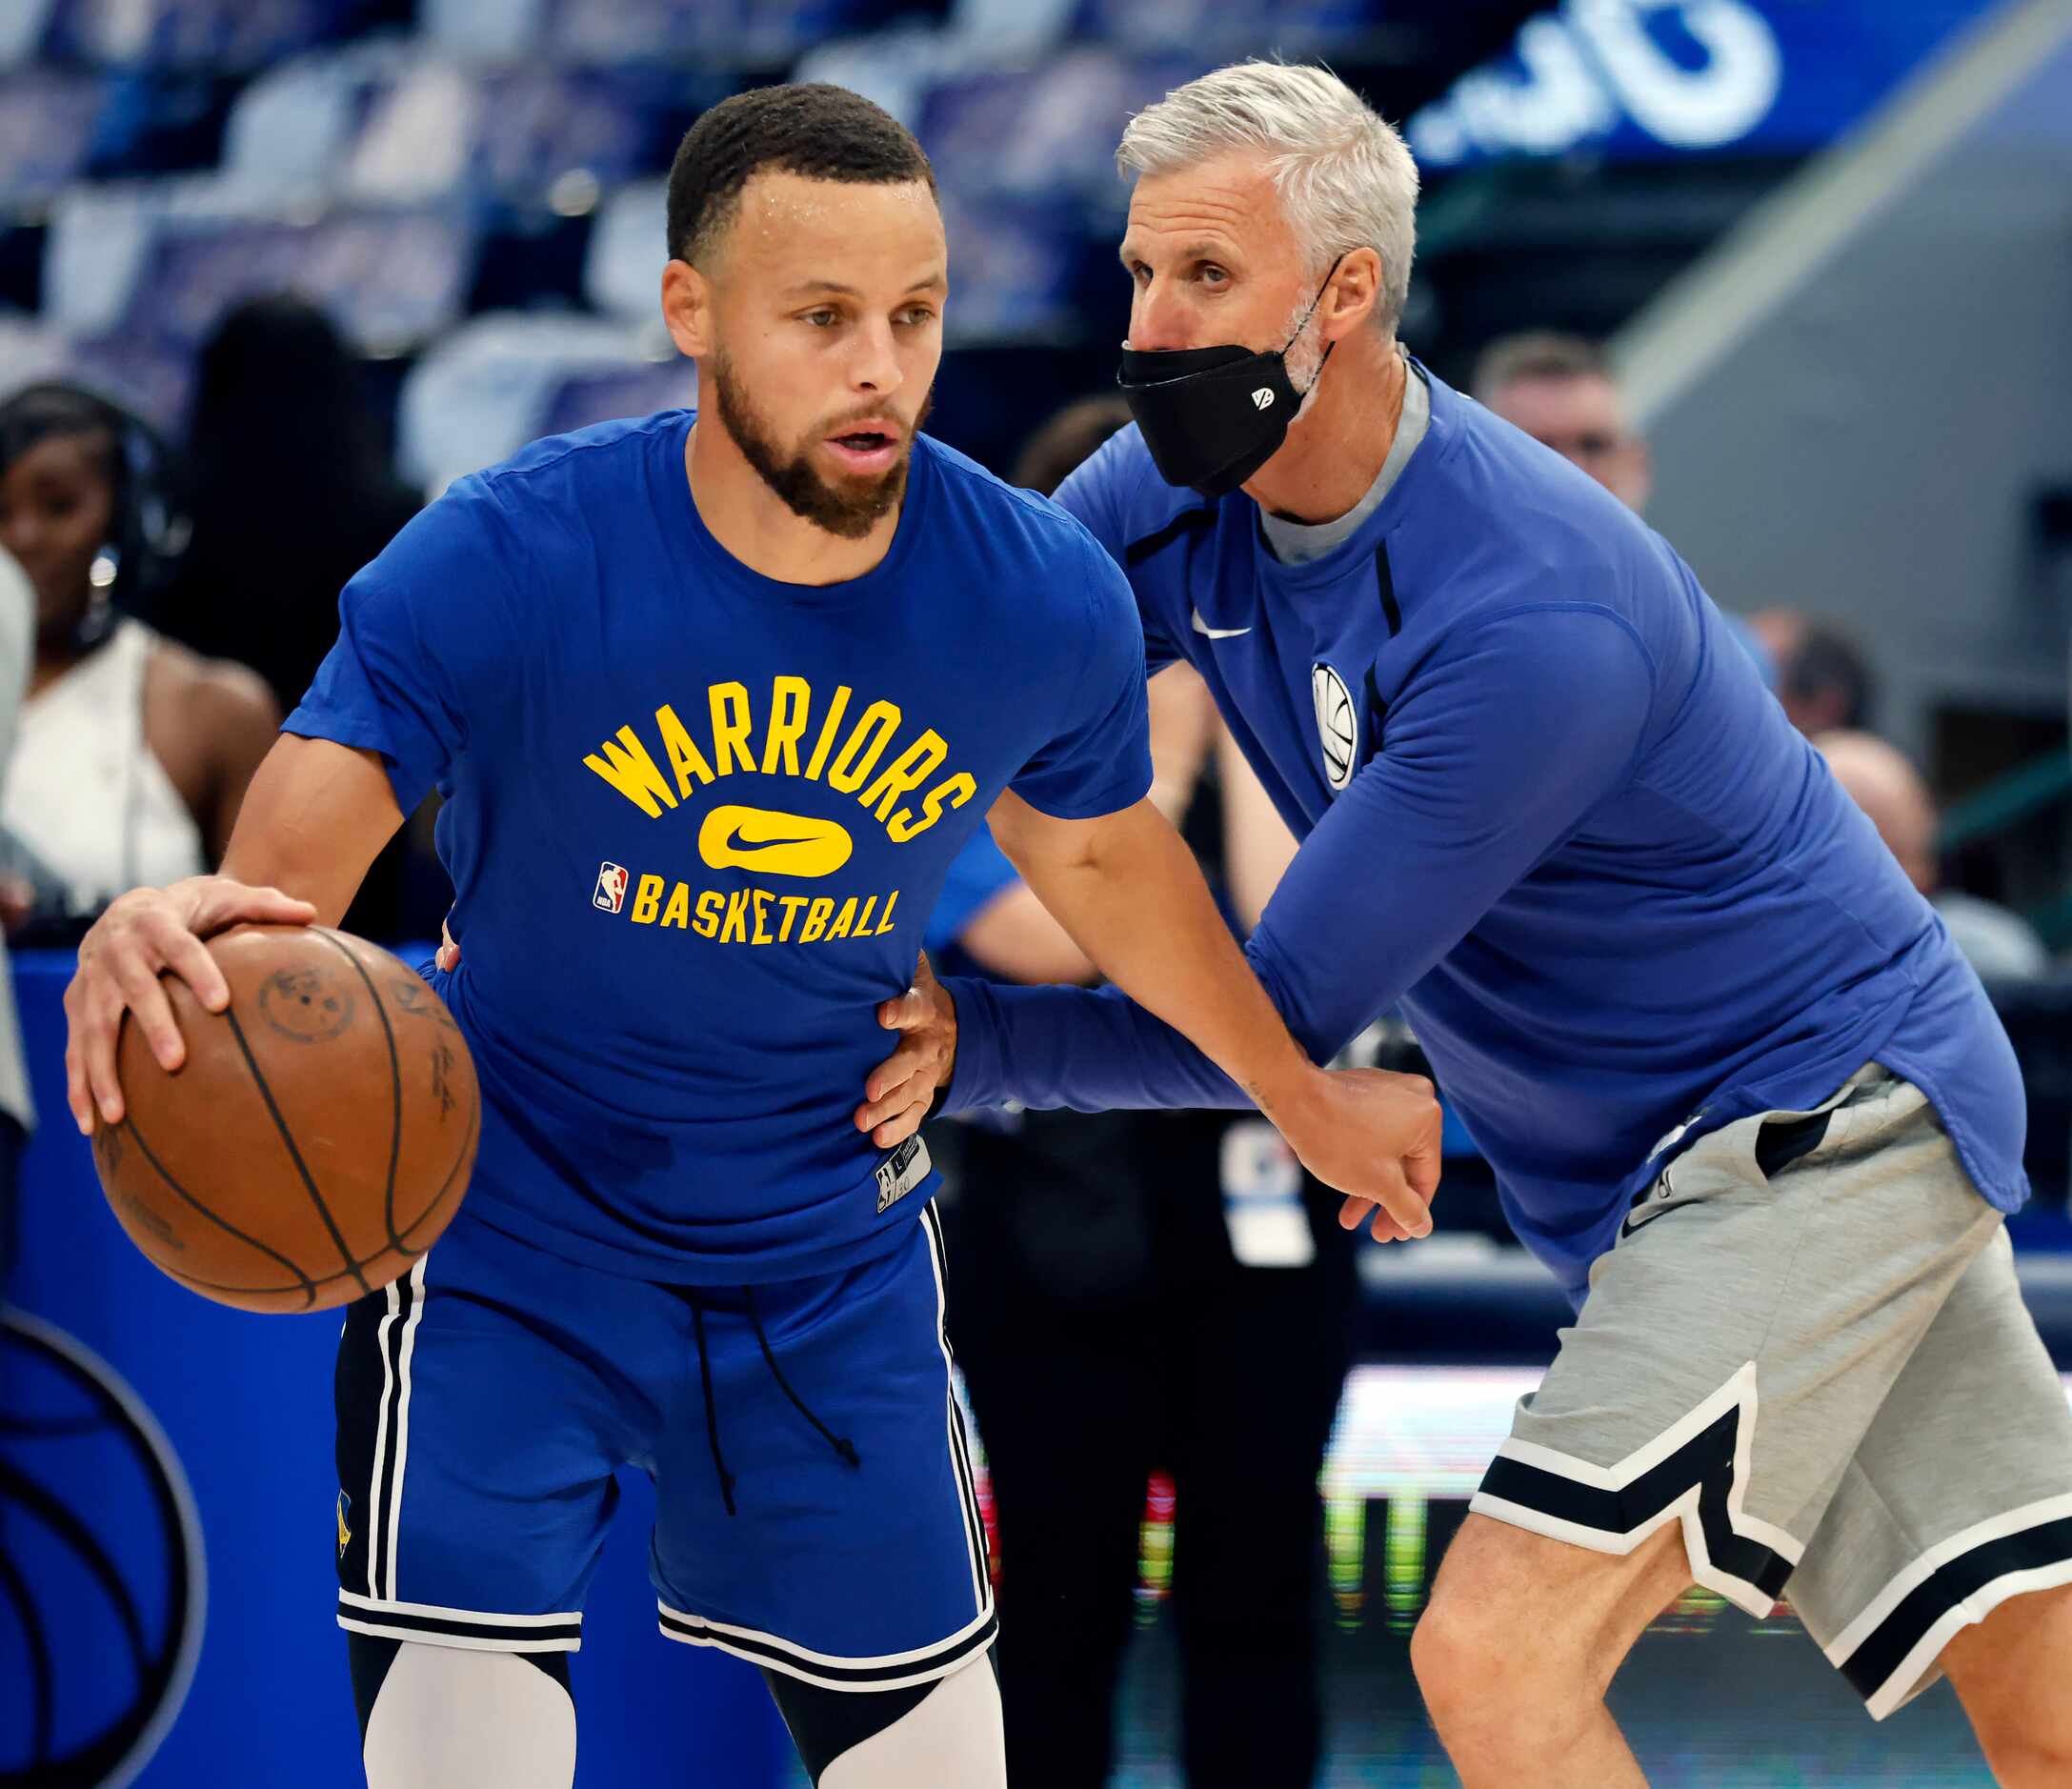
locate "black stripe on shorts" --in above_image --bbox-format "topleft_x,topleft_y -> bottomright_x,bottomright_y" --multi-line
1841,1516 -> 2072,1703
657,1605 -> 998,1689
335,1598 -> 582,1649
1479,1404 -> 1794,1602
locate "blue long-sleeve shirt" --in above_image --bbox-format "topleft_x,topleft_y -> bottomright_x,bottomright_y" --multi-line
940,370 -> 2025,1299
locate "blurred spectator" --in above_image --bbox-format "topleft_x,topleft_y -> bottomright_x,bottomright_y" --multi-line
1473,331 -> 1651,513
936,399 -> 1338,1789
0,547 -> 33,1283
1755,609 -> 1878,734
1816,727 -> 2047,981
0,381 -> 279,937
157,295 -> 422,714
1014,392 -> 1135,494
156,295 -> 443,944
1475,331 -> 1778,691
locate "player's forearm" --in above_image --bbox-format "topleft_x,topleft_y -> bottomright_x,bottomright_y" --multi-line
991,794 -> 1319,1117
219,734 -> 407,929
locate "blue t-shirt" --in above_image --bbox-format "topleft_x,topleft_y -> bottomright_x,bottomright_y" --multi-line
924,826 -> 1023,958
939,370 -> 2025,1301
287,412 -> 1151,1284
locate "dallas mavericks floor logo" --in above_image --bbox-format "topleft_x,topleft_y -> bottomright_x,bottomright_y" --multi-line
0,1309 -> 205,1787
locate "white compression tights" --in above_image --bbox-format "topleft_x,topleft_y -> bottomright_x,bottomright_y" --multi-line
819,1654 -> 1005,1789
358,1642 -> 1003,1789
362,1644 -> 576,1789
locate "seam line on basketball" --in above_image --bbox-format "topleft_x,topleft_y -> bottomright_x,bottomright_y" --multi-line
398,1092 -> 479,1249
116,1114 -> 317,1306
221,1006 -> 373,1299
309,929 -> 405,1249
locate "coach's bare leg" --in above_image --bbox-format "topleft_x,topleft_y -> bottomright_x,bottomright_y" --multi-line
1411,1514 -> 1692,1788
1940,1582 -> 2072,1786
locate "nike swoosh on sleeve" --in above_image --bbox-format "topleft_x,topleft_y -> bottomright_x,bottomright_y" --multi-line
1191,609 -> 1252,639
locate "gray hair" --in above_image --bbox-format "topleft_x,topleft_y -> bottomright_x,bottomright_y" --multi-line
1117,61 -> 1419,333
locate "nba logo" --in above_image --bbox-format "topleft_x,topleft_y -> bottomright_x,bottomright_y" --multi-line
593,862 -> 629,914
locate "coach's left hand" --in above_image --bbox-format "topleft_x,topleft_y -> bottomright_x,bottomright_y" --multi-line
858,954 -> 954,1148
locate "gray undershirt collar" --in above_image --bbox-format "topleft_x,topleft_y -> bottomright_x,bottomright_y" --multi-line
1259,349 -> 1430,566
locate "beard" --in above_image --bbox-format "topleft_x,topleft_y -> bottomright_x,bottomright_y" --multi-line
707,351 -> 930,541
1281,288 -> 1331,424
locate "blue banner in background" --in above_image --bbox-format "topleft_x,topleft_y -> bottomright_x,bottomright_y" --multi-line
1408,0 -> 2001,170
1,953 -> 792,1789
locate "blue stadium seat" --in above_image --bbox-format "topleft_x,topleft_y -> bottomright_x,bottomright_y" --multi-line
419,0 -> 544,62
0,70 -> 108,205
0,0 -> 59,70
44,182 -> 479,354
0,315 -> 79,397
155,208 -> 477,352
38,0 -> 377,70
939,0 -> 1076,60
43,178 -> 215,337
396,312 -> 686,492
1068,0 -> 1385,58
0,314 -> 191,428
219,41 -> 412,197
918,50 -> 1206,211
938,190 -> 1092,345
228,48 -> 706,206
540,0 -> 917,69
582,177 -> 666,321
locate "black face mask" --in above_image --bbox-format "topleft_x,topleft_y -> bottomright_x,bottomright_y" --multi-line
1116,257 -> 1342,499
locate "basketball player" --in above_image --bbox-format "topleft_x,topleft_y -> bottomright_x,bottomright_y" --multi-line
59,88 -> 1441,1789
862,61 -> 2072,1786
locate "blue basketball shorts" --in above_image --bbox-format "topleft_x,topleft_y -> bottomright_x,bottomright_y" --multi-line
332,1200 -> 995,1690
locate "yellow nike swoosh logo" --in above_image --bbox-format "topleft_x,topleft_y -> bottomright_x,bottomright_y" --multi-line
697,805 -> 854,878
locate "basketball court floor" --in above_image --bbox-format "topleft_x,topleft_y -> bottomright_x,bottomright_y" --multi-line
774,1362 -> 2031,1786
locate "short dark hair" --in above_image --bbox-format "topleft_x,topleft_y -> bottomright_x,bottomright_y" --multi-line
1471,332 -> 1613,405
0,380 -> 123,489
1784,622 -> 1877,731
666,84 -> 936,269
1014,395 -> 1134,497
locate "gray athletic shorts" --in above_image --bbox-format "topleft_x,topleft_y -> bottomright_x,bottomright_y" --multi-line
1469,1064 -> 2072,1719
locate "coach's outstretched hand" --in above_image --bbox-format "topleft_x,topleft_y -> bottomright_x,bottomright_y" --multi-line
1290,1068 -> 1443,1244
64,874 -> 319,1134
861,955 -> 1443,1243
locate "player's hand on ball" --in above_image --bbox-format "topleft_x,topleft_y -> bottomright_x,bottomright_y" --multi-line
858,953 -> 956,1149
1271,1065 -> 1441,1243
64,874 -> 319,1135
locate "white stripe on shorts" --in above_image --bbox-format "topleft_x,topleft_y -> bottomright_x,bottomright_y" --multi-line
1823,1490 -> 2072,1719
1469,1361 -> 1802,1618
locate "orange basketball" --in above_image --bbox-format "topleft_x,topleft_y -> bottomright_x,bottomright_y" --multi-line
91,925 -> 479,1314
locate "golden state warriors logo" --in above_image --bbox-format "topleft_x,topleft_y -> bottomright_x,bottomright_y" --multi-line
337,1490 -> 352,1559
583,676 -> 976,948
1312,662 -> 1358,794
